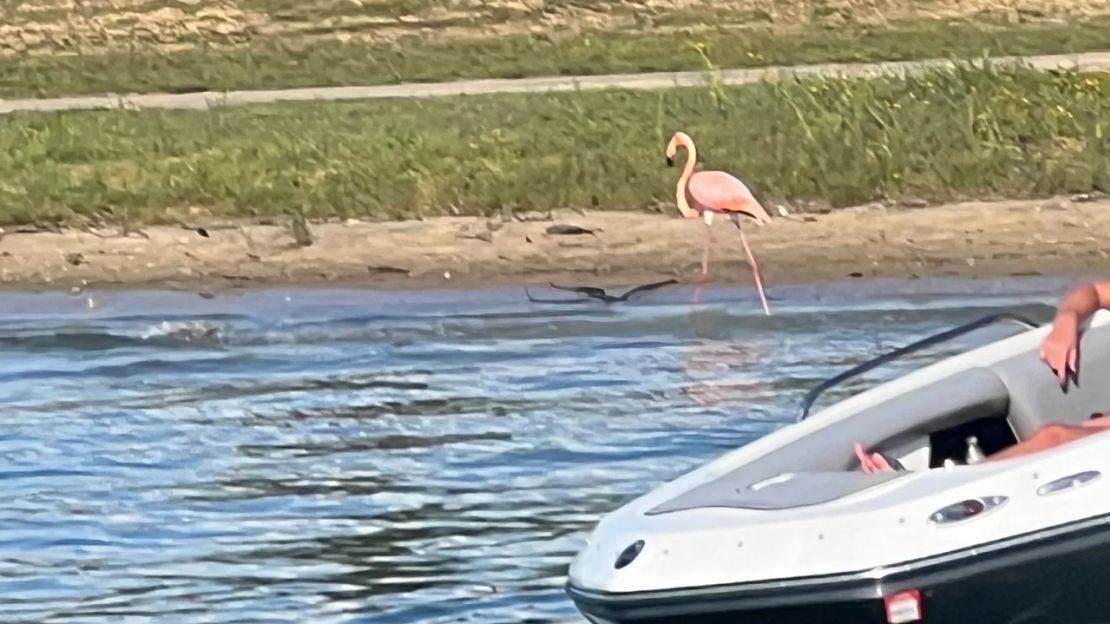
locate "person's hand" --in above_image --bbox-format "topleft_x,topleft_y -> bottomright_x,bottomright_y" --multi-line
854,443 -> 894,473
1040,312 -> 1080,386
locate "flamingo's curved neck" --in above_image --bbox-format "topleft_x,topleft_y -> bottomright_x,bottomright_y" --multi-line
676,142 -> 698,218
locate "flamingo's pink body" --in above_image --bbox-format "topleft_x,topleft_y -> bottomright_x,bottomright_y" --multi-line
665,131 -> 773,315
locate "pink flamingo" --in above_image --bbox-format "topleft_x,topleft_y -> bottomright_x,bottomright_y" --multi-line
665,131 -> 773,316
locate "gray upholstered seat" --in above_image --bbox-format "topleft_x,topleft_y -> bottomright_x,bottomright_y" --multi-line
991,323 -> 1110,439
648,367 -> 1010,514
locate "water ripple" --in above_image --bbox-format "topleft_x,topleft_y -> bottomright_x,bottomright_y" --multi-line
0,278 -> 1064,622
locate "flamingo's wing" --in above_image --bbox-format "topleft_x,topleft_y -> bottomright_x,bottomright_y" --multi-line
688,171 -> 757,208
688,171 -> 769,220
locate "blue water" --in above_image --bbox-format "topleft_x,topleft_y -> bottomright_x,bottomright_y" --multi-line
0,278 -> 1072,623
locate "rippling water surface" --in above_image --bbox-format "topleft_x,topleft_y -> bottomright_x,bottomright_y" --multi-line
0,278 -> 1073,623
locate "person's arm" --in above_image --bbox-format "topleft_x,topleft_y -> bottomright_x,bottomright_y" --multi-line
1040,282 -> 1110,385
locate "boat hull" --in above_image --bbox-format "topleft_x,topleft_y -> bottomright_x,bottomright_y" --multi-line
567,513 -> 1110,623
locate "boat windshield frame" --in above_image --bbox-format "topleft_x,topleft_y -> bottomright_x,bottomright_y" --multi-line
796,313 -> 1041,422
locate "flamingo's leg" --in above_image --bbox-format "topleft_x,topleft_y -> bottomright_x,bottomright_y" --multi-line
735,221 -> 771,316
698,218 -> 716,284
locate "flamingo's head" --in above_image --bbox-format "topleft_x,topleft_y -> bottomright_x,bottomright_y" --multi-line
665,131 -> 694,167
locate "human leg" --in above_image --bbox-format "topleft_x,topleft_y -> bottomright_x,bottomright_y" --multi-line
987,424 -> 1099,462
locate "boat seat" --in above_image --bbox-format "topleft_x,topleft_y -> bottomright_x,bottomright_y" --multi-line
648,367 -> 1010,514
992,323 -> 1110,440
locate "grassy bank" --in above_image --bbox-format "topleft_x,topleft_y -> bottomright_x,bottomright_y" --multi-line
1,63 -> 1108,227
4,10 -> 1110,98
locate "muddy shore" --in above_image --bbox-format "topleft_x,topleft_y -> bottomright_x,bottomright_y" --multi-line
3,197 -> 1108,294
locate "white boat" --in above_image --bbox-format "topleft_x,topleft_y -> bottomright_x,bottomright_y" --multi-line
566,311 -> 1110,624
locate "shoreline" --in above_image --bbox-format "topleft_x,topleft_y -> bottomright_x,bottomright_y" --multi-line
2,197 -> 1108,294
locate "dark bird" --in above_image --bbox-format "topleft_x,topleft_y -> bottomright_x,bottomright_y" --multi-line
525,279 -> 678,304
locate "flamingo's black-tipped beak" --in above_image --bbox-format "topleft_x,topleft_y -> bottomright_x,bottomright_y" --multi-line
666,156 -> 674,167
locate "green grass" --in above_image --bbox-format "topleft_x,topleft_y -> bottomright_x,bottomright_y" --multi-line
1,62 -> 1108,227
3,16 -> 1110,98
